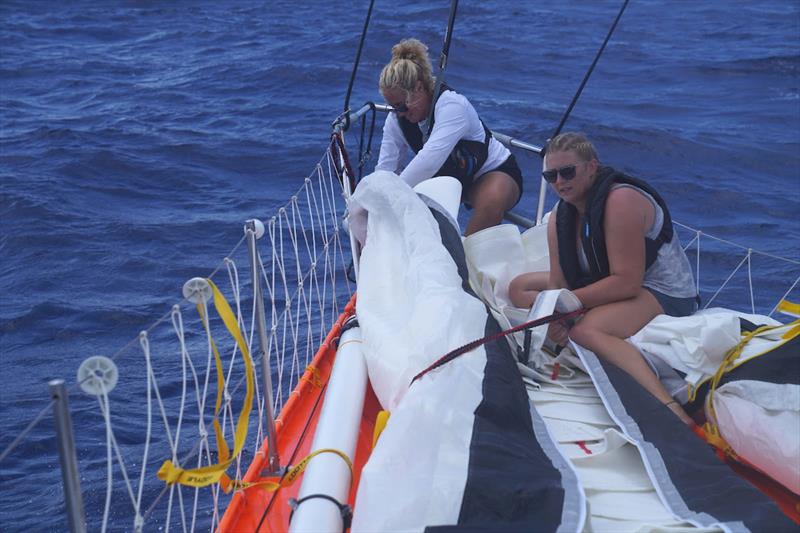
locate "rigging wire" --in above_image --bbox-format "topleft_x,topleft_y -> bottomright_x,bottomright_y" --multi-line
424,0 -> 460,135
0,400 -> 55,464
546,0 -> 630,149
342,0 -> 376,131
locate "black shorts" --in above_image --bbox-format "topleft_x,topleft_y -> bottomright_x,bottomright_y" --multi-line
646,287 -> 699,317
463,153 -> 524,206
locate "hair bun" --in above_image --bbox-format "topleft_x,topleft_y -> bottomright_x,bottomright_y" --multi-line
391,38 -> 428,63
379,38 -> 435,93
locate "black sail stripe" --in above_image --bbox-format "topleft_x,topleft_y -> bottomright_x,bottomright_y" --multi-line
423,206 -> 574,532
417,199 -> 794,531
580,347 -> 795,531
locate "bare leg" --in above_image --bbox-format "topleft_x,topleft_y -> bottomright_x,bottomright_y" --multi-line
568,289 -> 694,425
465,171 -> 520,235
508,271 -> 549,308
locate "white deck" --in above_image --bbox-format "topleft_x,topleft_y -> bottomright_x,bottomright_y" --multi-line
524,348 -> 724,532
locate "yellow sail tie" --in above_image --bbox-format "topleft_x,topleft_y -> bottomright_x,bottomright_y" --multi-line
372,410 -> 391,449
777,300 -> 800,338
157,279 -> 254,490
699,317 -> 800,457
228,448 -> 353,493
777,298 -> 800,317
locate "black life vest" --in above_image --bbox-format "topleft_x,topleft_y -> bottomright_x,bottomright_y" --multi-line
396,85 -> 492,185
556,166 -> 674,290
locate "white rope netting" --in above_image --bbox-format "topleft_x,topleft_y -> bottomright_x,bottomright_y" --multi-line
75,142 -> 355,532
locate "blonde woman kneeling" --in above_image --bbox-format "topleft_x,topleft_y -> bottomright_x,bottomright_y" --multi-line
510,132 -> 698,424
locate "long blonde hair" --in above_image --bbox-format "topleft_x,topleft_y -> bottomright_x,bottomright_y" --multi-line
379,38 -> 435,94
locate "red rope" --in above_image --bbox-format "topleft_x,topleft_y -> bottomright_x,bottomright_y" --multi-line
330,132 -> 357,192
409,308 -> 586,386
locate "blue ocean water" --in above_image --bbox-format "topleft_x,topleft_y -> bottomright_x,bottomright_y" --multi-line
1,1 -> 798,530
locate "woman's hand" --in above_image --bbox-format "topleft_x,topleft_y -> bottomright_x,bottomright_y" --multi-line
547,319 -> 571,345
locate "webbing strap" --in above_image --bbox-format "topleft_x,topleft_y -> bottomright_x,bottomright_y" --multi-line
777,300 -> 800,340
157,279 -> 254,490
777,299 -> 800,317
372,410 -> 391,449
228,448 -> 353,493
301,365 -> 323,389
410,308 -> 586,385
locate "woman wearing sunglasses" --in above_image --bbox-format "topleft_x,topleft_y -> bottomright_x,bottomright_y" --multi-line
510,132 -> 698,424
375,38 -> 523,235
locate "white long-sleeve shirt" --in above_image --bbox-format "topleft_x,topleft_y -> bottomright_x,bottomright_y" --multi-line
375,90 -> 510,188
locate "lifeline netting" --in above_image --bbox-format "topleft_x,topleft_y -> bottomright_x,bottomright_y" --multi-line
76,139 -> 354,532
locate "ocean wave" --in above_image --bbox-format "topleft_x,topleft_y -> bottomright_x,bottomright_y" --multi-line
696,54 -> 800,76
2,1 -> 799,529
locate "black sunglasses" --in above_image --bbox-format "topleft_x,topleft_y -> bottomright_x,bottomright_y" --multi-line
390,88 -> 420,113
391,101 -> 409,113
542,164 -> 577,183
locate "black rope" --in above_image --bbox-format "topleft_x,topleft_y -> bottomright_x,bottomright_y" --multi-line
545,0 -> 631,152
342,0 -> 376,131
424,0 -> 460,135
288,494 -> 353,532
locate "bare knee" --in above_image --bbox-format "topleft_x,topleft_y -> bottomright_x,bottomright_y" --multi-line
469,173 -> 518,212
508,276 -> 528,308
471,191 -> 507,219
568,321 -> 597,349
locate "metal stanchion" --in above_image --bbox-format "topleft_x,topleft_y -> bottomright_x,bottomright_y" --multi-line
49,379 -> 87,533
245,219 -> 282,475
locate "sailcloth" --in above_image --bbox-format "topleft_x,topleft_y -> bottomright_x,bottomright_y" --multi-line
348,171 -> 793,532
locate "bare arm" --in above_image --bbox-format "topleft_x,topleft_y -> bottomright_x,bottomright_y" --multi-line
375,113 -> 406,173
573,187 -> 654,308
